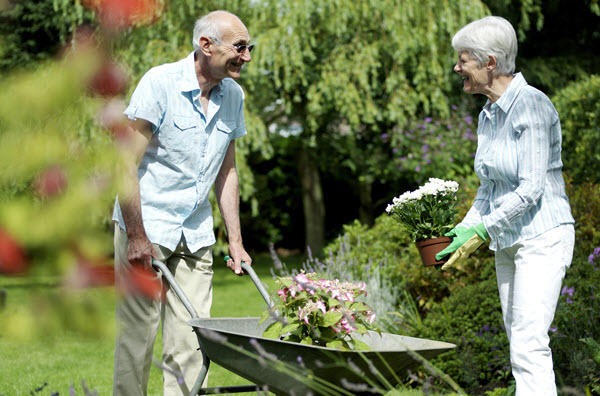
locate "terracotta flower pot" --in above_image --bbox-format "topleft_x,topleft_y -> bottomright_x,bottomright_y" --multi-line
415,236 -> 452,267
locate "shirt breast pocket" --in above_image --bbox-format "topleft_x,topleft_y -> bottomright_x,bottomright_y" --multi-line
214,119 -> 236,154
161,115 -> 197,153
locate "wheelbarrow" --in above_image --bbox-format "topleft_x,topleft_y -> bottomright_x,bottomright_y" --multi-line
152,259 -> 455,395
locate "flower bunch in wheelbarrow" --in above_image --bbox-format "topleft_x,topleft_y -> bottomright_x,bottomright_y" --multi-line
260,272 -> 379,351
386,177 -> 459,267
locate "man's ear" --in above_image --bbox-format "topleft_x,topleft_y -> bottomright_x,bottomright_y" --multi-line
486,55 -> 497,72
199,36 -> 212,56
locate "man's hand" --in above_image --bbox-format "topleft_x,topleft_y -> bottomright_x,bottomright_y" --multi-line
435,223 -> 489,270
226,243 -> 252,276
127,234 -> 156,270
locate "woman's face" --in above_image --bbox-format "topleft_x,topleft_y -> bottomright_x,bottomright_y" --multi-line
454,51 -> 490,96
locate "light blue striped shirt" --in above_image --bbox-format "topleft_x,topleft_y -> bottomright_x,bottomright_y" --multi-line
458,73 -> 574,251
113,51 -> 247,252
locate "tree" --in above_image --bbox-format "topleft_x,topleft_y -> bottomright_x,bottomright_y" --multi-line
0,0 -> 94,72
243,0 -> 489,253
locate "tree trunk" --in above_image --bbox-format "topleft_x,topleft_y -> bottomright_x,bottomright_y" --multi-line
358,180 -> 375,226
297,144 -> 325,255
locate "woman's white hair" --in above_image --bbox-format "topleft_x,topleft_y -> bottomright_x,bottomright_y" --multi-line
452,16 -> 518,76
192,10 -> 239,51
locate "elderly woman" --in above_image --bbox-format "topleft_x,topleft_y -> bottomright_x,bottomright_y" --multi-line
436,16 -> 575,395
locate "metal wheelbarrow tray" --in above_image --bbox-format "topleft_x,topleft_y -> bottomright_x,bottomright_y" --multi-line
152,259 -> 455,395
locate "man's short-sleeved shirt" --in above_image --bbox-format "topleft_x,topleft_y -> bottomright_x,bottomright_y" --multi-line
113,51 -> 247,252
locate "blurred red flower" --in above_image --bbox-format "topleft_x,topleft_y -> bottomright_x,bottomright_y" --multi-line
88,60 -> 129,98
64,254 -> 115,288
33,165 -> 68,198
118,265 -> 163,300
0,228 -> 28,275
98,99 -> 134,143
83,0 -> 163,30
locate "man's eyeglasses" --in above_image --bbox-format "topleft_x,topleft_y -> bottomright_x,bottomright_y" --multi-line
231,43 -> 254,53
209,37 -> 254,54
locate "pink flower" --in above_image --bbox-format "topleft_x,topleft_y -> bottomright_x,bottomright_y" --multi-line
316,300 -> 326,314
341,292 -> 354,302
366,311 -> 376,325
331,288 -> 341,299
277,288 -> 288,301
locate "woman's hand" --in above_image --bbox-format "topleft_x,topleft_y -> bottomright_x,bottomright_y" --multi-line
436,223 -> 489,269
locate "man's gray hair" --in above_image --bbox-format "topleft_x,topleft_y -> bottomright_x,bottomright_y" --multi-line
452,16 -> 518,76
192,11 -> 238,50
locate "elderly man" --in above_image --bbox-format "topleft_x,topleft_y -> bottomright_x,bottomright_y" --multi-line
112,10 -> 253,395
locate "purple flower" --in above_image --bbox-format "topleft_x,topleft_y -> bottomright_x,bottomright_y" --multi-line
561,286 -> 574,297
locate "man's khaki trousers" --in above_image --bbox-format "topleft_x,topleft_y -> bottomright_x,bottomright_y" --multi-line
113,224 -> 213,396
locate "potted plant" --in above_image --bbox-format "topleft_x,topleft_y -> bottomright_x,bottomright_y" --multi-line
386,178 -> 459,267
260,272 -> 378,351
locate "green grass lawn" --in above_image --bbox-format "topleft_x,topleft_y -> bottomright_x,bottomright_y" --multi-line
0,253 -> 297,395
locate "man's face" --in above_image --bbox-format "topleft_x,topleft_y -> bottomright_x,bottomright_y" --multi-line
454,51 -> 489,96
209,19 -> 252,80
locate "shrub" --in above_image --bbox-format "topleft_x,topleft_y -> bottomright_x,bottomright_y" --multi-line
389,100 -> 480,185
553,75 -> 600,183
551,245 -> 600,394
415,274 -> 511,393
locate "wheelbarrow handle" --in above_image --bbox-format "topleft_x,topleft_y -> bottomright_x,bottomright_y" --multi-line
224,256 -> 275,309
151,259 -> 200,320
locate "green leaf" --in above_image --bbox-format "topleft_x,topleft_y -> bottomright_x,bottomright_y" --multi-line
281,322 -> 300,334
325,339 -> 345,349
354,323 -> 368,334
328,297 -> 341,307
258,308 -> 273,324
580,337 -> 600,364
349,339 -> 372,351
262,321 -> 283,339
320,311 -> 344,327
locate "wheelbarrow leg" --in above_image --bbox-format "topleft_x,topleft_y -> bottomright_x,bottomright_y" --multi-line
191,328 -> 210,396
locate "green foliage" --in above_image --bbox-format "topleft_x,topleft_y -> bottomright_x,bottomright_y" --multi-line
562,175 -> 600,394
321,205 -> 493,314
567,180 -> 600,258
552,75 -> 600,183
0,49 -> 120,276
0,0 -> 93,72
248,0 -> 488,129
388,100 -> 480,185
550,242 -> 600,393
415,275 -> 511,392
484,0 -> 545,40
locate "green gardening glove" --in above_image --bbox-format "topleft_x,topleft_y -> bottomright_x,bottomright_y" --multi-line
435,223 -> 489,270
